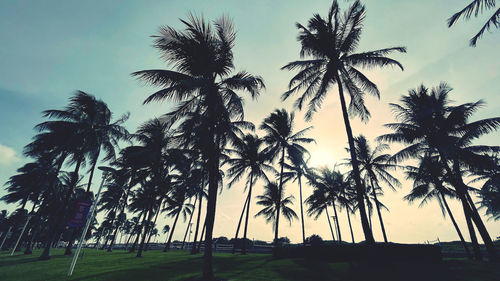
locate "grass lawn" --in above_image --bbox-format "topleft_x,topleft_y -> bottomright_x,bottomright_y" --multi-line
0,248 -> 498,281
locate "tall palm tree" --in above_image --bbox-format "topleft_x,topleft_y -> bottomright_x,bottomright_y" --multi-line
347,135 -> 400,242
133,15 -> 264,279
404,155 -> 473,260
162,188 -> 194,252
447,0 -> 499,46
34,91 -> 128,259
260,109 -> 313,248
226,134 -> 274,254
283,149 -> 311,245
282,0 -> 406,244
255,182 -> 298,241
379,83 -> 499,261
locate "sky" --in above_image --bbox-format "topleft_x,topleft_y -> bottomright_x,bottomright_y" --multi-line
0,0 -> 499,244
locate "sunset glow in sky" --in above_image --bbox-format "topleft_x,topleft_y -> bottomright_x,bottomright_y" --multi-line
0,0 -> 499,244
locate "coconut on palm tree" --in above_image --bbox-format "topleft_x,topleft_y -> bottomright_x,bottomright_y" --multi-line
282,0 -> 406,244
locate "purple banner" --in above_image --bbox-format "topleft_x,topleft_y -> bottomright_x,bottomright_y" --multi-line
67,200 -> 92,227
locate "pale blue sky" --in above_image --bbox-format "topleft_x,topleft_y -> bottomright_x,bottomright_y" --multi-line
0,0 -> 498,243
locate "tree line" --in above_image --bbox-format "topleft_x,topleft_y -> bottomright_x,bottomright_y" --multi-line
1,1 -> 499,280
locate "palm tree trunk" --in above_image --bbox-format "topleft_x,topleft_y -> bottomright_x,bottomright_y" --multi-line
274,147 -> 286,250
366,195 -> 373,231
298,175 -> 306,245
346,209 -> 355,243
86,151 -> 100,193
129,211 -> 146,253
39,155 -> 82,260
241,174 -> 255,255
191,189 -> 204,254
137,207 -> 154,258
124,232 -> 132,250
370,180 -> 388,243
145,205 -> 161,251
164,206 -> 182,252
332,200 -> 342,243
232,191 -> 250,254
182,197 -> 198,249
202,126 -> 221,280
335,76 -> 374,244
108,177 -> 134,252
64,228 -> 78,255
198,220 -> 206,251
462,199 -> 482,261
439,191 -> 472,260
440,154 -> 497,261
325,207 -> 335,241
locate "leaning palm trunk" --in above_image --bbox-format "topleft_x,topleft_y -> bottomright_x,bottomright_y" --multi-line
298,175 -> 306,245
137,207 -> 154,257
39,156 -> 82,260
335,77 -> 375,244
197,219 -> 206,252
191,190 -> 204,254
164,205 -> 182,252
232,192 -> 250,254
441,156 -> 497,261
346,209 -> 355,243
370,180 -> 388,243
242,174 -> 254,255
129,211 -> 146,253
332,201 -> 342,243
325,207 -> 335,241
182,197 -> 198,250
145,205 -> 161,251
463,200 -> 482,260
273,147 -> 286,250
439,191 -> 472,260
108,178 -> 134,252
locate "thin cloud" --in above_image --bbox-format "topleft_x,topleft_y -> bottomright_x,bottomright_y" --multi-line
0,144 -> 20,165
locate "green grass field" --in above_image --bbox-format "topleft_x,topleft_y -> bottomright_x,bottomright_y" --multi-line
0,249 -> 498,281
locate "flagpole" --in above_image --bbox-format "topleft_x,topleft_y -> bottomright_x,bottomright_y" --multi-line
67,167 -> 112,276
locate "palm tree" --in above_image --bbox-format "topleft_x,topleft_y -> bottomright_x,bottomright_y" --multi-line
305,183 -> 336,241
260,109 -> 313,248
255,182 -> 298,243
162,225 -> 171,244
163,188 -> 194,252
404,155 -> 473,260
34,91 -> 128,259
447,0 -> 499,46
282,0 -> 406,244
283,149 -> 311,245
347,135 -> 400,242
476,155 -> 500,220
133,14 -> 264,280
379,83 -> 499,261
226,134 -> 274,254
306,167 -> 347,243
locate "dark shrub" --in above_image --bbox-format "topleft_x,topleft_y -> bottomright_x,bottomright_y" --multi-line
306,235 -> 324,247
273,243 -> 442,263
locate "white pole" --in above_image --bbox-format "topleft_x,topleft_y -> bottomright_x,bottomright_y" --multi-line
67,172 -> 108,276
0,226 -> 12,249
10,215 -> 32,256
